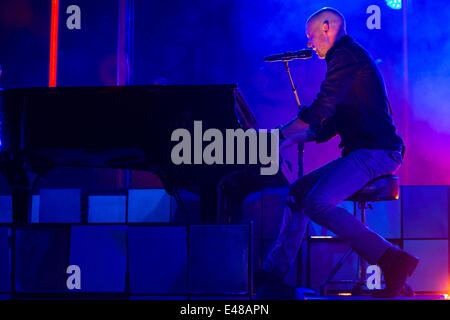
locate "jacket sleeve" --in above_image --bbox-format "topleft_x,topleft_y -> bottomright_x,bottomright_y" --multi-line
314,115 -> 338,143
298,47 -> 359,126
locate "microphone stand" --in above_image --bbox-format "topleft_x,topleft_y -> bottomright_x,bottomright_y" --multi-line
282,60 -> 304,178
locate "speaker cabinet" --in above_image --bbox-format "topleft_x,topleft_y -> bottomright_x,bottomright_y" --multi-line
69,226 -> 127,292
189,224 -> 251,294
15,228 -> 70,292
128,226 -> 187,295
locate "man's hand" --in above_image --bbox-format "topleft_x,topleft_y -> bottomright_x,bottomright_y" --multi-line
279,117 -> 315,150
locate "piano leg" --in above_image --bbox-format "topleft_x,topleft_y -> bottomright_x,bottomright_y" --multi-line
0,161 -> 33,299
200,185 -> 219,223
11,187 -> 32,224
1,155 -> 49,223
0,164 -> 32,224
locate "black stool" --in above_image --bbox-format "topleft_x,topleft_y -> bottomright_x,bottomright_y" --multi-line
318,174 -> 400,296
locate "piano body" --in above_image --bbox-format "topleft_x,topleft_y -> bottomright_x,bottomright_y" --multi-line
0,84 -> 260,223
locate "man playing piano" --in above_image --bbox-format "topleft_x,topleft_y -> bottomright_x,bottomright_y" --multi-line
256,7 -> 419,298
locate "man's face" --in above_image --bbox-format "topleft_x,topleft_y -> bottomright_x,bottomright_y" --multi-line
306,20 -> 331,59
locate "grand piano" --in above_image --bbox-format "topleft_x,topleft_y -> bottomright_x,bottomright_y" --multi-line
0,85 -> 268,223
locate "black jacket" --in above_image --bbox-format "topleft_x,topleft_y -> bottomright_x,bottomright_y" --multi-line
298,35 -> 404,156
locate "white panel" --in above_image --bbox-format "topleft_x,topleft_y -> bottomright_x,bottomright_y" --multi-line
39,189 -> 81,223
0,196 -> 11,223
403,240 -> 448,292
365,198 -> 401,239
88,195 -> 126,223
31,195 -> 40,223
402,186 -> 448,238
128,189 -> 171,222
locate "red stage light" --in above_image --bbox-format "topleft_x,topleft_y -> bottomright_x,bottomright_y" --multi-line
49,0 -> 59,87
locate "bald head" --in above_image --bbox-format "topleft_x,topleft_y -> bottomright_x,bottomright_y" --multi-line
306,8 -> 347,59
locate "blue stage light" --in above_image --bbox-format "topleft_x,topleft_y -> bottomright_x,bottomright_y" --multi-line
386,0 -> 402,10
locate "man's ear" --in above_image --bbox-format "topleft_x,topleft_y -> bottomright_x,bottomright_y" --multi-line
322,20 -> 330,32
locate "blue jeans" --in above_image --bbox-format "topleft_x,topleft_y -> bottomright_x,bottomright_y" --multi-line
263,148 -> 403,279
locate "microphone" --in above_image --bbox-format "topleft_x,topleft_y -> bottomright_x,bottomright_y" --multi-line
264,48 -> 313,62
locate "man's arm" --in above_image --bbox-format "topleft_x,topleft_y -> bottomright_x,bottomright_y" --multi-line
315,115 -> 338,143
298,47 -> 360,126
277,47 -> 358,148
278,117 -> 316,150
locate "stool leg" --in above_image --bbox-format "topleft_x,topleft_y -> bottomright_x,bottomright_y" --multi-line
360,201 -> 366,224
319,246 -> 354,296
319,201 -> 372,296
358,202 -> 367,282
352,201 -> 367,296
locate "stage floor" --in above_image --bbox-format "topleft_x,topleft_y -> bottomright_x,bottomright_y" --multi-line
306,294 -> 447,300
1,294 -> 446,300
